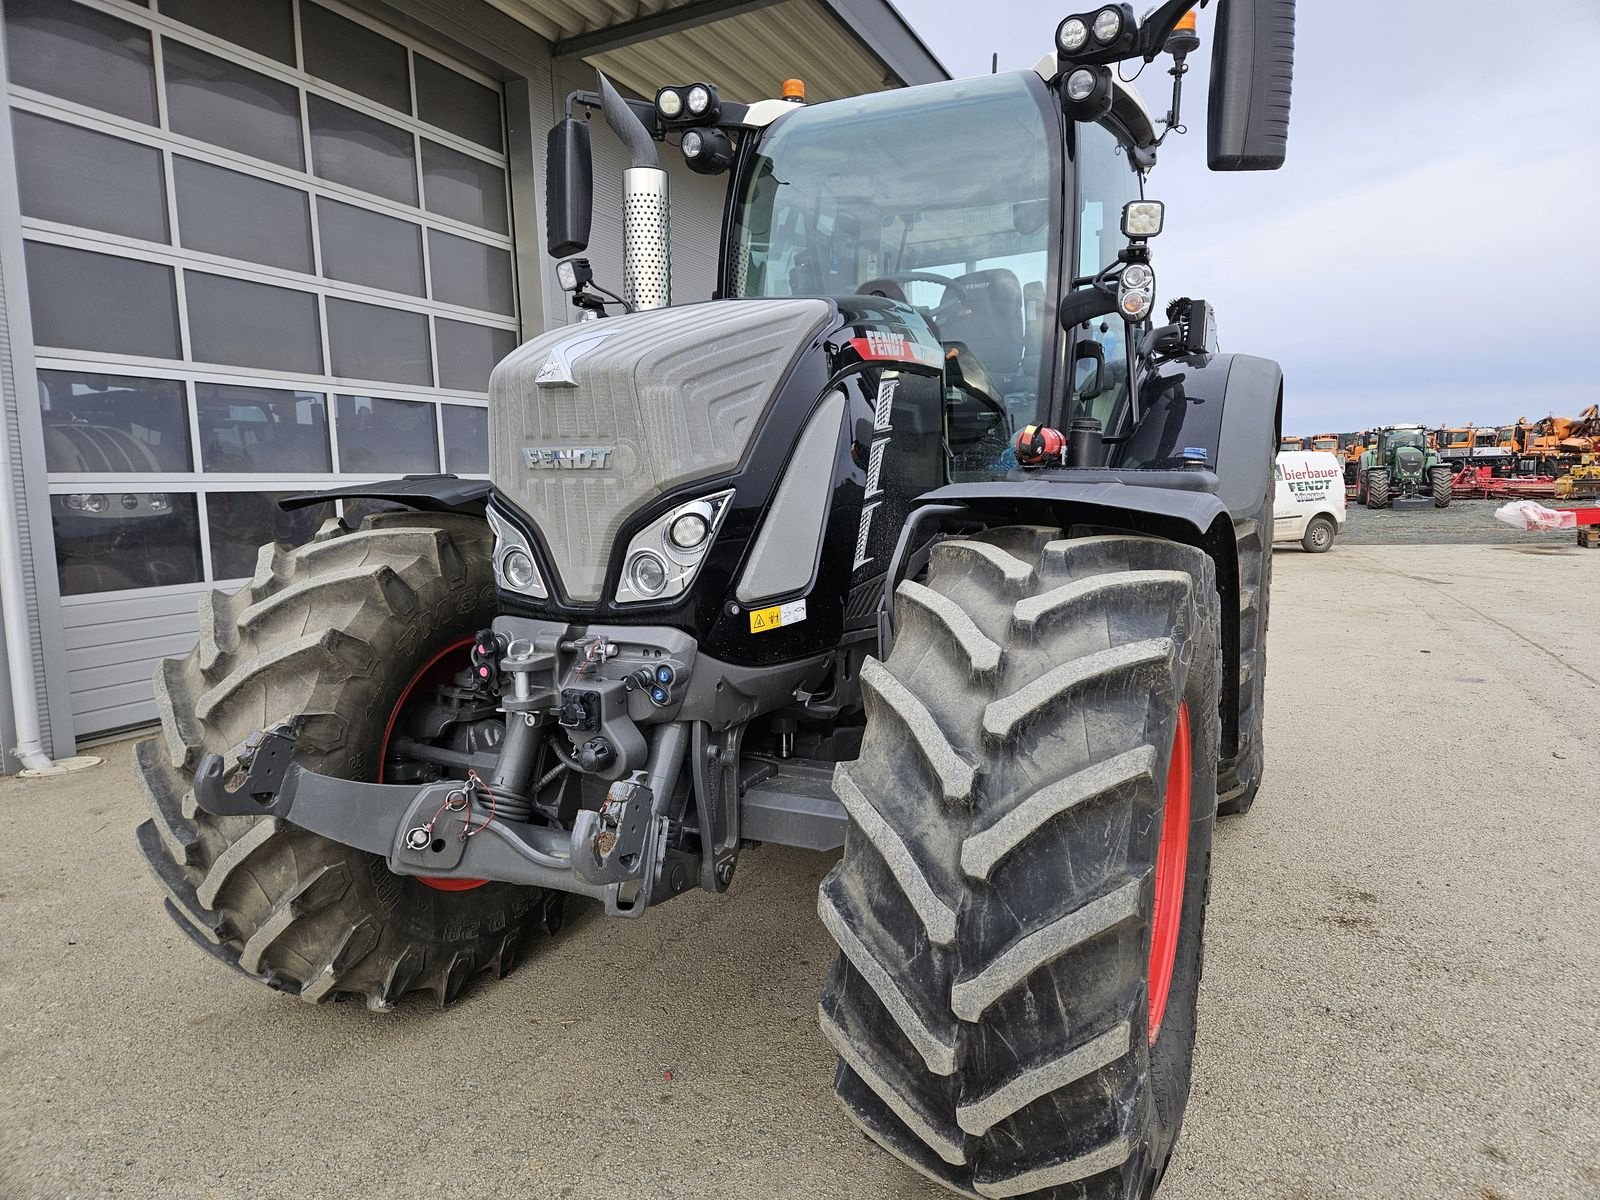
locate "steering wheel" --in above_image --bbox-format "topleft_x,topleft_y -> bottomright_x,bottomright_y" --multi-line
875,271 -> 969,332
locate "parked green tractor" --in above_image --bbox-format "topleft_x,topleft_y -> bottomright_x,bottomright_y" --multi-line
1358,425 -> 1452,509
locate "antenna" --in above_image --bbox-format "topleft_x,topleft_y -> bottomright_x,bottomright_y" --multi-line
991,52 -> 998,74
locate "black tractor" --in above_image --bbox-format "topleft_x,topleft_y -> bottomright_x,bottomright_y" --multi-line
136,3 -> 1295,1196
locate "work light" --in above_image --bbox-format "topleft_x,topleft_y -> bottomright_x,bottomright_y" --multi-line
681,126 -> 734,174
685,83 -> 717,117
1060,64 -> 1113,120
656,87 -> 683,119
1122,200 -> 1166,239
556,257 -> 593,292
1058,16 -> 1089,52
1092,6 -> 1123,43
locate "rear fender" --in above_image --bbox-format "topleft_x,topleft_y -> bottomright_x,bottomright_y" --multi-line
893,476 -> 1244,757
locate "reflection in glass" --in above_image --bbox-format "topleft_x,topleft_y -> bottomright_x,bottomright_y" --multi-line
327,299 -> 431,385
158,0 -> 295,65
428,229 -> 513,314
163,40 -> 304,170
421,140 -> 507,233
12,111 -> 168,243
175,157 -> 313,273
435,319 -> 517,393
317,198 -> 423,296
52,492 -> 201,595
308,95 -> 418,206
196,383 -> 330,473
25,242 -> 179,359
301,2 -> 410,113
3,0 -> 157,124
335,394 -> 437,473
39,370 -> 190,474
186,273 -> 323,374
442,404 -> 488,473
206,492 -> 333,580
415,56 -> 501,151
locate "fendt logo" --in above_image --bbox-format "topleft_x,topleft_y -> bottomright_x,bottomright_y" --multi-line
534,328 -> 616,387
523,447 -> 614,469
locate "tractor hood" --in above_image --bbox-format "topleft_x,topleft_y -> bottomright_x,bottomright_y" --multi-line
488,299 -> 832,601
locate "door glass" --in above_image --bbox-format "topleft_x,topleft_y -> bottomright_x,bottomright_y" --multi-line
186,273 -> 323,374
163,40 -> 304,170
175,157 -> 313,273
52,492 -> 201,595
415,56 -> 501,151
308,95 -> 419,206
39,371 -> 190,473
335,395 -> 437,472
1071,121 -> 1142,427
196,384 -> 330,473
301,2 -> 411,113
12,111 -> 168,243
435,319 -> 516,393
441,404 -> 488,473
427,229 -> 513,313
206,492 -> 332,580
159,0 -> 295,65
317,197 -> 424,296
326,299 -> 432,385
421,140 -> 508,233
3,0 -> 157,124
25,243 -> 179,359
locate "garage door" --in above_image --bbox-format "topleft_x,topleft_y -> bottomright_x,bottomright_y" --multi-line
3,0 -> 518,734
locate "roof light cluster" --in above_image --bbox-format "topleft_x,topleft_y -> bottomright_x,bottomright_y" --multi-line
1055,4 -> 1139,65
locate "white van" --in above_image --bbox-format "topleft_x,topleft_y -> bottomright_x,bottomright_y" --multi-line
1273,450 -> 1346,552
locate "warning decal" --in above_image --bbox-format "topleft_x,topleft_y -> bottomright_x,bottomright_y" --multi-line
749,599 -> 808,634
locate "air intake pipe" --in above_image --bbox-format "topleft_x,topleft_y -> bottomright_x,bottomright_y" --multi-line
599,74 -> 671,311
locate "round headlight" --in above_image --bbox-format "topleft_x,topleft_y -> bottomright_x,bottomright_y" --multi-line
668,511 -> 710,550
1121,263 -> 1153,290
1120,290 -> 1152,320
121,493 -> 139,510
657,89 -> 683,118
65,494 -> 85,511
1093,7 -> 1123,43
1059,17 -> 1089,52
149,494 -> 169,511
85,493 -> 108,513
686,85 -> 711,115
501,548 -> 536,591
681,129 -> 703,159
1066,68 -> 1098,103
628,551 -> 668,597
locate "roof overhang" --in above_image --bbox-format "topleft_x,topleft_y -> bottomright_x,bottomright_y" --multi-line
486,0 -> 947,103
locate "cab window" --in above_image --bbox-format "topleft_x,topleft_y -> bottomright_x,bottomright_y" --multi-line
1071,121 -> 1142,428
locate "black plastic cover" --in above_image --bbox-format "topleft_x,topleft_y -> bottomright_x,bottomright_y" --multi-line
546,117 -> 593,256
278,474 -> 493,514
1208,0 -> 1295,171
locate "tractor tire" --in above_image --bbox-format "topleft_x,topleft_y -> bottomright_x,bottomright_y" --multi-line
1365,468 -> 1390,509
1431,467 -> 1453,508
819,526 -> 1220,1200
1216,484 -> 1270,817
134,511 -> 553,1009
1300,515 -> 1336,554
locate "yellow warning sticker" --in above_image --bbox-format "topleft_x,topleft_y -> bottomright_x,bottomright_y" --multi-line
749,599 -> 807,634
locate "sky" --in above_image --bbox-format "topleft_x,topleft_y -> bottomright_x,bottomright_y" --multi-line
891,0 -> 1600,433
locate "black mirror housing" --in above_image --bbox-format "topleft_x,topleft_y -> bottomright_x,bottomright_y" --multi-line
546,118 -> 593,257
1207,0 -> 1295,171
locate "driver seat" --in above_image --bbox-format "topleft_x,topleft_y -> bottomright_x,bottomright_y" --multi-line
938,268 -> 1025,384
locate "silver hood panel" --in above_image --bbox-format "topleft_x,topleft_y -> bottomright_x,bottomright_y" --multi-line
490,299 -> 832,602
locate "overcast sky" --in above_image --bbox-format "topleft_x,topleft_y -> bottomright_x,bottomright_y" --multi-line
892,0 -> 1600,433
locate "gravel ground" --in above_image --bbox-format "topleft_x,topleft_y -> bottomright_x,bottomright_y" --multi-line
2,542 -> 1598,1200
1337,496 -> 1594,546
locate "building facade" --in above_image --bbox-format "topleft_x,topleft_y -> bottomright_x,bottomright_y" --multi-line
0,0 -> 944,766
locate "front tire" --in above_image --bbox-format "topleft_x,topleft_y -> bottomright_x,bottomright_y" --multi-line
1301,515 -> 1336,553
135,511 -> 552,1009
1366,467 -> 1391,509
1431,467 -> 1453,507
819,527 -> 1220,1199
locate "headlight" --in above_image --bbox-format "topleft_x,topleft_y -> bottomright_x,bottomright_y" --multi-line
1092,6 -> 1122,43
84,493 -> 108,513
627,551 -> 668,597
668,507 -> 711,550
686,84 -> 711,115
1066,68 -> 1098,102
614,489 -> 734,604
656,88 -> 682,118
501,548 -> 537,591
1122,200 -> 1166,239
121,493 -> 139,510
682,129 -> 702,159
1121,263 -> 1153,290
680,126 -> 733,175
1058,16 -> 1089,52
487,506 -> 547,599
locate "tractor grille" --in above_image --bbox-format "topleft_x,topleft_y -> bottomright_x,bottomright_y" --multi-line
489,299 -> 831,601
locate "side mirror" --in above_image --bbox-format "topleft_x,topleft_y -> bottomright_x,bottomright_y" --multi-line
1207,0 -> 1296,171
546,118 -> 593,257
1073,341 -> 1106,401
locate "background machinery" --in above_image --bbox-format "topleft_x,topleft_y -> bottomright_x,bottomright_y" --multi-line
1358,425 -> 1451,509
133,3 -> 1296,1197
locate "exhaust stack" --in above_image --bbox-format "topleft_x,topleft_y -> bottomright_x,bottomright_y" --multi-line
599,75 -> 671,310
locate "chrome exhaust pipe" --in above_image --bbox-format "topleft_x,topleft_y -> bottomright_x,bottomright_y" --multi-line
600,75 -> 671,310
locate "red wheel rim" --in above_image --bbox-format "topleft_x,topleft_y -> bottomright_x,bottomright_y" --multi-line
1147,701 -> 1191,1044
380,636 -> 489,893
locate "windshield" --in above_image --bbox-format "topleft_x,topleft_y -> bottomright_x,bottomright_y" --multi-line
728,74 -> 1059,425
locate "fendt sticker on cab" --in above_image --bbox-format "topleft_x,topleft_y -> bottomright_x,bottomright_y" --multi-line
847,330 -> 942,369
